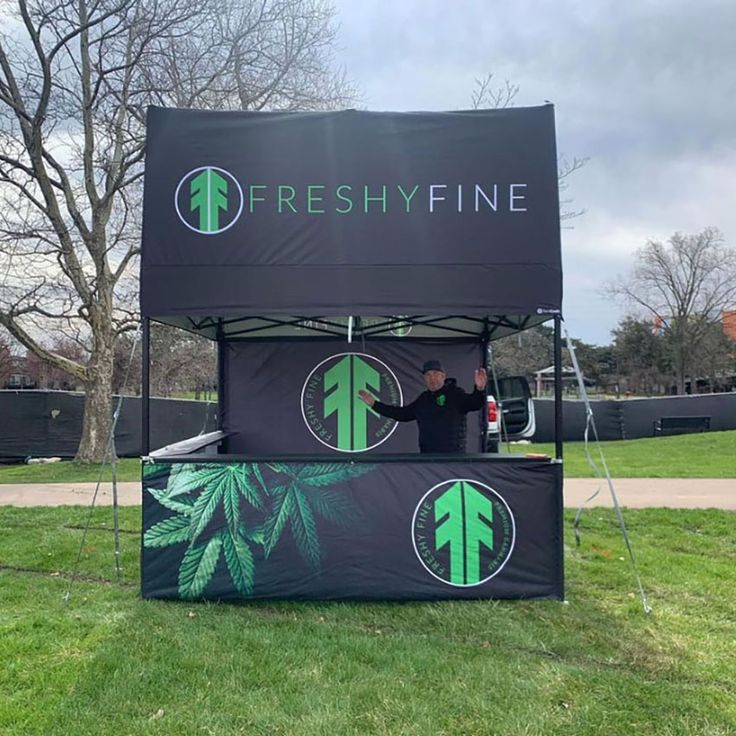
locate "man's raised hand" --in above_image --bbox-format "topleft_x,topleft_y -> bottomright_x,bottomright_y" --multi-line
474,368 -> 488,391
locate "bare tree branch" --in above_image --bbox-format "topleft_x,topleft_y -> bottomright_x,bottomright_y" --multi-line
0,0 -> 357,460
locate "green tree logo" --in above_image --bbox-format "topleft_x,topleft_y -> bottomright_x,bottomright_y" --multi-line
301,353 -> 402,452
175,166 -> 243,235
412,479 -> 515,586
389,316 -> 413,337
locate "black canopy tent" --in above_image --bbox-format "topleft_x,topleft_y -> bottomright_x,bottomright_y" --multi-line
139,104 -> 565,601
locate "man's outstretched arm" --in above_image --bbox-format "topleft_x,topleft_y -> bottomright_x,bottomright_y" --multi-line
358,390 -> 417,422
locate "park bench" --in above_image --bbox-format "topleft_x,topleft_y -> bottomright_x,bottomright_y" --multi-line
653,416 -> 711,437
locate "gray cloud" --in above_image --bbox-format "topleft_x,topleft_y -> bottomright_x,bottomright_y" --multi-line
333,0 -> 736,343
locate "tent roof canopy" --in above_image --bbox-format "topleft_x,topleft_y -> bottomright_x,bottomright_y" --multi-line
152,314 -> 553,342
140,105 -> 562,337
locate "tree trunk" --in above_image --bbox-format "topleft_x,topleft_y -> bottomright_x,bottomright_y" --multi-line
674,348 -> 687,395
76,338 -> 115,463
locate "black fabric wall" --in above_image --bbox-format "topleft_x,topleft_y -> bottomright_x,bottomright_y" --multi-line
223,340 -> 485,455
532,393 -> 736,442
0,391 -> 216,460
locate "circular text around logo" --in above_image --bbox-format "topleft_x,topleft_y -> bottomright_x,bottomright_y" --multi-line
411,478 -> 516,587
301,352 -> 403,453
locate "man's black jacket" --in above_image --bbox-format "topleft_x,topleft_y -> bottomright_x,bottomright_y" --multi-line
373,378 -> 484,453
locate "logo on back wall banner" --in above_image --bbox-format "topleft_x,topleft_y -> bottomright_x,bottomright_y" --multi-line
301,353 -> 403,452
412,479 -> 516,586
174,167 -> 244,235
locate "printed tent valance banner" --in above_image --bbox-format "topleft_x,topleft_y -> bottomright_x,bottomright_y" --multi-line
140,105 -> 562,318
142,458 -> 563,602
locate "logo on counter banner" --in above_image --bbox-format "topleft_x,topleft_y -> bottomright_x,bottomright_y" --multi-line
301,353 -> 403,453
412,479 -> 515,586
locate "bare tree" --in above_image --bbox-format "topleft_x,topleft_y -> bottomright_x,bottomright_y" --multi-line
470,72 -> 520,111
607,228 -> 736,394
470,73 -> 587,223
611,317 -> 671,396
488,325 -> 554,384
687,321 -> 735,393
112,323 -> 216,398
0,0 -> 355,461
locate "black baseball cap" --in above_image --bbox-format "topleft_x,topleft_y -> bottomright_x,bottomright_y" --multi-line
421,360 -> 445,374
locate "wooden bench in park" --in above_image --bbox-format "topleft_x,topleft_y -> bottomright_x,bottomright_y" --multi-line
653,416 -> 711,437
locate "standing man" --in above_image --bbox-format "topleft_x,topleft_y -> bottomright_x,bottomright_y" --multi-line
358,360 -> 487,454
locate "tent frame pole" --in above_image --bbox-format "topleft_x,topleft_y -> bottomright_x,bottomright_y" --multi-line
480,319 -> 490,453
141,317 -> 150,456
217,319 -> 227,450
553,315 -> 563,460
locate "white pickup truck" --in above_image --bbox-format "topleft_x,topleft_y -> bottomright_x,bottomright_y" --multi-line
485,375 -> 536,452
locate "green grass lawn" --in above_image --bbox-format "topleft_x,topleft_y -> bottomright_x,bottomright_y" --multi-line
506,430 -> 736,478
0,458 -> 142,484
1,505 -> 734,735
1,431 -> 734,483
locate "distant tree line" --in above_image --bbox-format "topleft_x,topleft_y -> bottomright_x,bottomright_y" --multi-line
490,225 -> 736,398
0,324 -> 216,399
4,309 -> 734,400
488,316 -> 735,398
3,226 -> 734,400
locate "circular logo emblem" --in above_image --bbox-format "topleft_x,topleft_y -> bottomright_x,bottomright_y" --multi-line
389,316 -> 413,337
412,479 -> 515,587
301,352 -> 403,453
174,166 -> 243,235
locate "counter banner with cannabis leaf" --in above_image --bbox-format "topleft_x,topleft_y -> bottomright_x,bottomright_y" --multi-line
141,458 -> 562,601
223,340 -> 483,455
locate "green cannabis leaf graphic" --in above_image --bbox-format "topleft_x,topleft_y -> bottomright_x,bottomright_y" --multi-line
221,526 -> 255,595
178,536 -> 222,599
263,463 -> 372,568
144,461 -> 374,598
144,515 -> 192,548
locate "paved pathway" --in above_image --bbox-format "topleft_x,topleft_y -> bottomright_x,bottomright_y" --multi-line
0,482 -> 141,507
0,479 -> 733,509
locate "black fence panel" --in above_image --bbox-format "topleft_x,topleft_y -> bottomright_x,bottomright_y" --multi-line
532,392 -> 736,443
44,392 -> 86,457
532,399 -> 621,442
0,392 -> 58,461
622,394 -> 736,438
0,391 -> 217,460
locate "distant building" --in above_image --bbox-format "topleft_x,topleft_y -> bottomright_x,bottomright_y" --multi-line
4,356 -> 36,389
723,310 -> 736,341
652,310 -> 736,340
534,365 -> 593,396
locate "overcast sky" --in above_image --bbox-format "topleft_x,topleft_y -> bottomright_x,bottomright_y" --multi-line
332,0 -> 736,345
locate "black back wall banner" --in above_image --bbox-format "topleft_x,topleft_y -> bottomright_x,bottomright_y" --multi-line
224,341 -> 483,455
141,105 -> 562,317
142,458 -> 563,602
